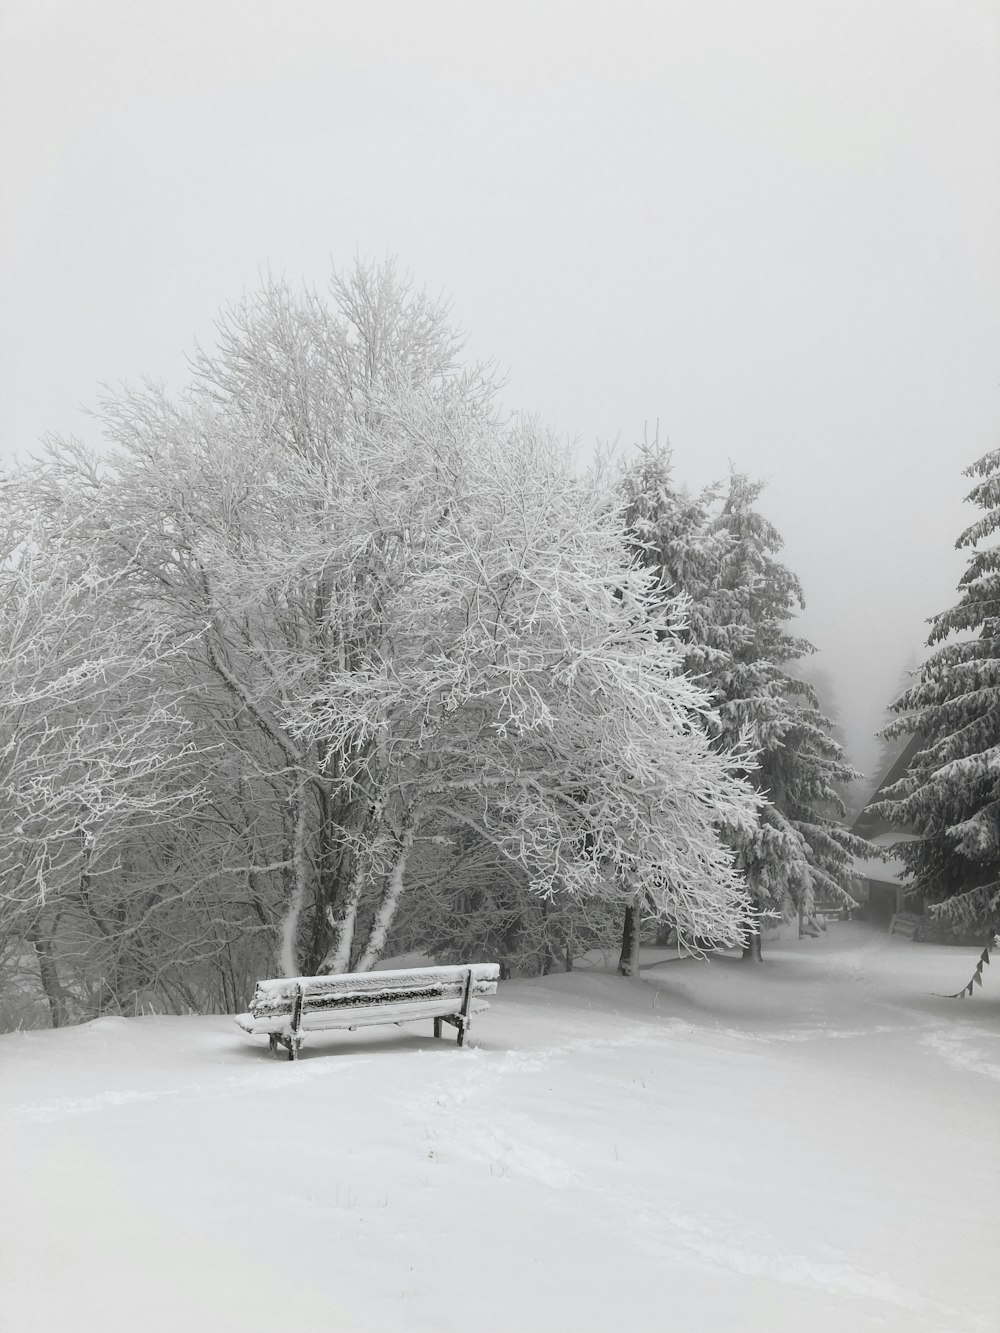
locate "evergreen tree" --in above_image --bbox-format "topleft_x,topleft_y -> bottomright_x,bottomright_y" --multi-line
795,658 -> 867,824
878,447 -> 1000,932
617,453 -> 864,962
794,661 -> 848,757
867,648 -> 920,795
709,475 -> 865,958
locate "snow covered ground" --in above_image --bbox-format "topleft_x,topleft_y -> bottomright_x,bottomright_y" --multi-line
2,923 -> 997,1333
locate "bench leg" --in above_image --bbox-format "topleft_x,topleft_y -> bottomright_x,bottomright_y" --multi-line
457,966 -> 473,1047
433,1018 -> 442,1040
268,1033 -> 279,1057
288,983 -> 304,1061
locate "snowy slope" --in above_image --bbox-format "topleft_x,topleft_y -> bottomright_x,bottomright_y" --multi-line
1,924 -> 997,1333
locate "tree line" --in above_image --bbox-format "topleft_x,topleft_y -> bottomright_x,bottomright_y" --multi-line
1,262 -> 866,1028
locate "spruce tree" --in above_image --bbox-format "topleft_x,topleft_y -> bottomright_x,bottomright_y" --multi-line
709,475 -> 865,958
879,447 -> 1000,933
615,445 -> 733,967
867,649 -> 920,795
617,451 -> 864,962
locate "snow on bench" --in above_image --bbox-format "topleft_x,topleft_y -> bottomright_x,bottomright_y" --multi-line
235,963 -> 500,1060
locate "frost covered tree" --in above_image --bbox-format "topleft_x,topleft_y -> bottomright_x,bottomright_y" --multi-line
0,490 -> 215,1025
18,263 -> 762,1004
878,447 -> 1000,933
381,831 -> 621,978
17,266 -> 472,995
271,389 -> 763,974
614,443 -> 735,967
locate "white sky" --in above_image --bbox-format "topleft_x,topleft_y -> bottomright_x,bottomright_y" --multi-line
2,0 -> 998,778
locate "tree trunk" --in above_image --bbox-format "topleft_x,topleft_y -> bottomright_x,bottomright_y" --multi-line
654,921 -> 675,947
539,896 -> 552,975
278,794 -> 310,976
741,887 -> 764,961
742,923 -> 763,962
355,823 -> 414,972
500,912 -> 523,980
318,803 -> 386,975
29,922 -> 68,1028
300,793 -> 352,974
322,861 -> 367,975
618,895 -> 642,976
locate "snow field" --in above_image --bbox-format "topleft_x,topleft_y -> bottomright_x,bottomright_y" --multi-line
1,923 -> 997,1333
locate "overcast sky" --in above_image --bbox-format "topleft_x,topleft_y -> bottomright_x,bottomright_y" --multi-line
2,0 -> 998,780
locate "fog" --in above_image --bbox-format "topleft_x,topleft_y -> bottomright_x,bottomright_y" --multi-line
2,0 -> 998,782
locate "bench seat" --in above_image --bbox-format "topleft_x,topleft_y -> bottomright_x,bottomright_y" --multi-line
235,963 -> 500,1059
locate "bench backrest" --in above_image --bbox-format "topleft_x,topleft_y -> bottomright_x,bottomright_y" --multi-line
889,912 -> 920,939
250,963 -> 500,1022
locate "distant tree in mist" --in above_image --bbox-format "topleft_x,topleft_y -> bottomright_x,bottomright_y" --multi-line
793,661 -> 849,765
867,649 -> 921,794
878,447 -> 1000,934
794,658 -> 866,821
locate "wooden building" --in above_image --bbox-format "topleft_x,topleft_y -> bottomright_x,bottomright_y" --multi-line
851,732 -> 923,925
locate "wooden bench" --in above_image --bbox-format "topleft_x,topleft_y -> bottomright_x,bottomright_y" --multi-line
235,963 -> 500,1060
888,912 -> 921,939
815,904 -> 853,923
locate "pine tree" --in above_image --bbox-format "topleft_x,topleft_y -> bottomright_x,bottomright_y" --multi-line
879,447 -> 1000,933
867,648 -> 920,797
617,453 -> 864,962
706,475 -> 865,957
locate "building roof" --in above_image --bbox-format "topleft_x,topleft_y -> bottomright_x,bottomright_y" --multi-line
852,818 -> 923,883
852,730 -> 924,839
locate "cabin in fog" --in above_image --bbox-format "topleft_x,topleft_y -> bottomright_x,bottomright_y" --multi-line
851,732 -> 923,924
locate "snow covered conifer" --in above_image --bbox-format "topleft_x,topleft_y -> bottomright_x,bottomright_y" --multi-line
699,474 -> 864,956
711,477 -> 865,956
879,447 -> 1000,933
616,456 -> 863,960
